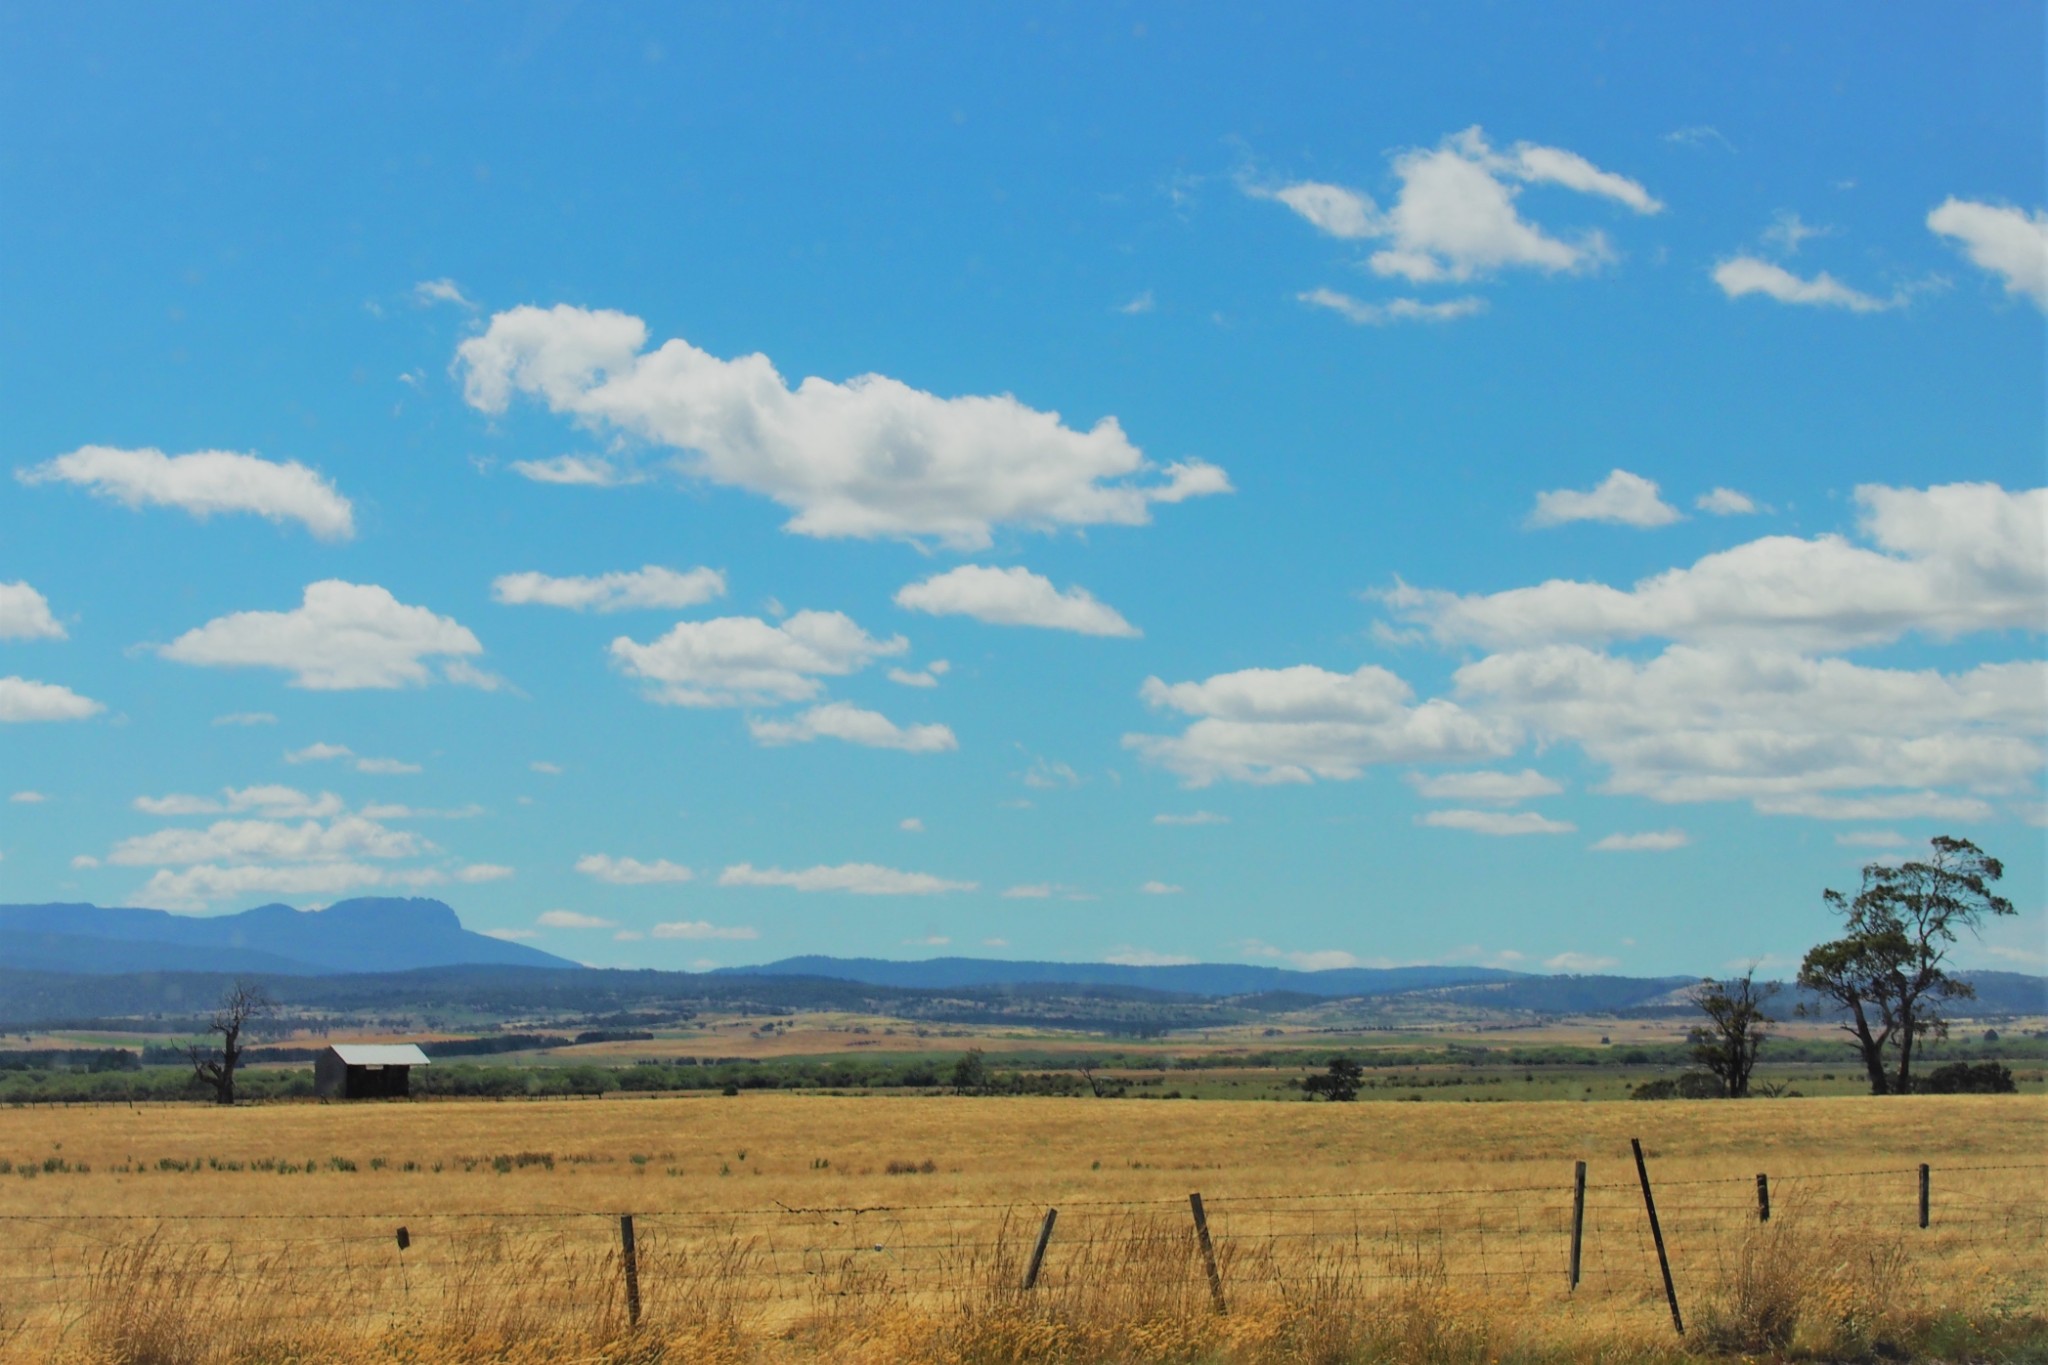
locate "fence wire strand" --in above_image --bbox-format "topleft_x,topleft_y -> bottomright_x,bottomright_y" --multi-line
1,1161 -> 2039,1344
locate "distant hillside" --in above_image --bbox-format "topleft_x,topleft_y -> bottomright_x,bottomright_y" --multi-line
1417,974 -> 1697,1014
715,955 -> 1525,997
0,898 -> 573,976
0,937 -> 2036,1033
716,957 -> 2047,1018
0,963 -> 1229,1033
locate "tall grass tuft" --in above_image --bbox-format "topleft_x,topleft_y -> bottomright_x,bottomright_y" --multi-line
1695,1196 -> 1911,1357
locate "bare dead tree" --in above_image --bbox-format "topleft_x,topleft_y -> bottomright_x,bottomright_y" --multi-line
1687,969 -> 1778,1097
187,981 -> 274,1105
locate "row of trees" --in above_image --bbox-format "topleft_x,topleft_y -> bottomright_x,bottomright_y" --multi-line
1688,836 -> 2015,1097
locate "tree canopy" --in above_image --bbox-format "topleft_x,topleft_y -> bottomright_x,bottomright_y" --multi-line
1797,836 -> 2013,1095
1302,1055 -> 1364,1102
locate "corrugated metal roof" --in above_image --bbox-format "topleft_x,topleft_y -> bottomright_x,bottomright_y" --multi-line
326,1044 -> 431,1066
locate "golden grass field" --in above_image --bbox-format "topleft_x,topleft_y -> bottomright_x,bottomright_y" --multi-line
2,1093 -> 2043,1363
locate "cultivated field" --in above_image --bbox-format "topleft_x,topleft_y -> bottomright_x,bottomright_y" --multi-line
1,1093 -> 2042,1363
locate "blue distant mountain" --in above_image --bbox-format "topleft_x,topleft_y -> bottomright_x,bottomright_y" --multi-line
0,898 -> 574,976
713,955 -> 1527,998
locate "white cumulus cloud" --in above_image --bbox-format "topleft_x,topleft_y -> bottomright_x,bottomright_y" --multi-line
1695,487 -> 1761,516
457,304 -> 1228,549
134,862 -> 443,910
1454,645 -> 2042,813
1528,470 -> 1682,529
718,862 -> 976,895
1926,198 -> 2048,308
0,677 -> 102,722
1296,289 -> 1488,325
1153,810 -> 1229,826
888,660 -> 950,688
575,854 -> 695,885
285,742 -> 353,764
748,702 -> 957,753
1254,127 -> 1660,284
651,920 -> 759,940
1125,664 -> 1515,787
160,581 -> 486,690
0,583 -> 64,640
1407,769 -> 1563,803
285,742 -> 420,775
538,909 -> 615,929
1247,942 -> 1368,972
895,565 -> 1140,637
1590,830 -> 1691,852
1391,482 -> 2046,652
106,815 -> 429,868
1712,257 -> 1896,312
610,610 -> 904,708
19,446 -> 355,540
492,565 -> 727,613
1750,791 -> 1994,822
135,786 -> 345,820
1266,181 -> 1379,238
413,278 -> 475,309
509,455 -> 642,487
1420,809 -> 1576,836
1103,948 -> 1198,967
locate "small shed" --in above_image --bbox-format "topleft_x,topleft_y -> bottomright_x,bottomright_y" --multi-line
314,1044 -> 431,1099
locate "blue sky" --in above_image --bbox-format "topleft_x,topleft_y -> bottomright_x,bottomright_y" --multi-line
1,5 -> 2042,976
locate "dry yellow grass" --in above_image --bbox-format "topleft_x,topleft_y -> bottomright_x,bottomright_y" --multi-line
1,1093 -> 2041,1362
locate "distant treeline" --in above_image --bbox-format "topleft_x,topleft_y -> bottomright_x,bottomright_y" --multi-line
3,1031 -> 2042,1105
0,1049 -> 143,1073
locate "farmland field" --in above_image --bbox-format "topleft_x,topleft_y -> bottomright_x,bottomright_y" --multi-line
3,1093 -> 2042,1362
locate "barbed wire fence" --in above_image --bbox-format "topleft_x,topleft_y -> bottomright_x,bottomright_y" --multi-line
1,1158 -> 2042,1346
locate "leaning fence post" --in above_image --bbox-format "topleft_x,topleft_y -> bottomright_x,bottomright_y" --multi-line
1568,1160 -> 1587,1291
1755,1173 -> 1770,1224
394,1225 -> 411,1297
1189,1193 -> 1227,1315
1918,1164 -> 1930,1229
619,1213 -> 642,1327
1631,1138 -> 1683,1336
1022,1207 -> 1058,1290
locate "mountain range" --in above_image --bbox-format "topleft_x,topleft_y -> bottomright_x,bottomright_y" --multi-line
713,955 -> 1526,998
1,902 -> 2041,1025
0,898 -> 573,975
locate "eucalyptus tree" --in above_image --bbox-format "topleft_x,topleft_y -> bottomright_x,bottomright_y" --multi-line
1798,837 -> 2012,1095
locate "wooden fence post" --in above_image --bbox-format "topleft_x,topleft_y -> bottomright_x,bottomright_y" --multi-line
1631,1138 -> 1683,1337
1022,1207 -> 1058,1290
1568,1160 -> 1587,1291
1189,1193 -> 1227,1315
1755,1173 -> 1770,1224
619,1214 -> 642,1327
1918,1164 -> 1930,1229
